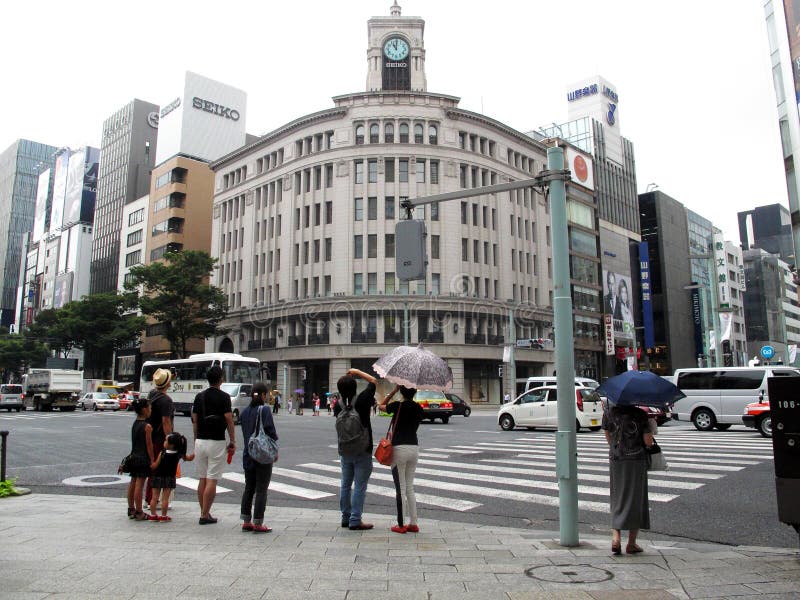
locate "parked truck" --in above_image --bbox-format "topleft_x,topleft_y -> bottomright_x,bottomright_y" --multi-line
23,369 -> 83,411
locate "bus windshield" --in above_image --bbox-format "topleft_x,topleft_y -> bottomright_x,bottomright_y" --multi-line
223,361 -> 261,385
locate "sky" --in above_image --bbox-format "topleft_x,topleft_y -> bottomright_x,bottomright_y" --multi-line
0,0 -> 786,244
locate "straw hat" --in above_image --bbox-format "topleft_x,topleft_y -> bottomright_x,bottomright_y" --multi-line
153,368 -> 172,389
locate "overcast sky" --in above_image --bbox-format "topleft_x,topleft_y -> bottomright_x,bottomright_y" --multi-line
0,0 -> 784,244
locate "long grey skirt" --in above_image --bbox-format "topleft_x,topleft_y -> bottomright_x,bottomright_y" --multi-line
609,458 -> 650,530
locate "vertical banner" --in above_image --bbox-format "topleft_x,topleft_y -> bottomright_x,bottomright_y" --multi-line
638,242 -> 655,349
712,232 -> 730,309
604,313 -> 615,355
691,286 -> 704,357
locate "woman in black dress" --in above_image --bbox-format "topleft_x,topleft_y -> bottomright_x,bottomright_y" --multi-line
602,404 -> 656,554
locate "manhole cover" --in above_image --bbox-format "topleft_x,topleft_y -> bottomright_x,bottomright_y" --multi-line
525,564 -> 613,584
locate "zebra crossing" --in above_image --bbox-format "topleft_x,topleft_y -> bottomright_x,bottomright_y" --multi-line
0,409 -> 130,420
169,431 -> 774,514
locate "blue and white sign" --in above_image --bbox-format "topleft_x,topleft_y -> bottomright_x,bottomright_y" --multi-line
761,345 -> 775,360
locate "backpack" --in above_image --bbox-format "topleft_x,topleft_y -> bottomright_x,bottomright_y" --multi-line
248,406 -> 279,464
336,398 -> 369,456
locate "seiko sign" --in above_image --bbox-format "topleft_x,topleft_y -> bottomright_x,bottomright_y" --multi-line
192,97 -> 240,121
160,97 -> 181,118
385,62 -> 407,68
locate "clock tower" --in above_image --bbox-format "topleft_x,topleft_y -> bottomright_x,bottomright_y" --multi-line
366,1 -> 427,92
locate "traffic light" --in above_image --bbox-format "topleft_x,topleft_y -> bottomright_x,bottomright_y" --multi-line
395,219 -> 427,281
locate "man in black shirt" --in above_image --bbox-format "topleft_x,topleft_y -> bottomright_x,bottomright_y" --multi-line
333,368 -> 377,530
191,365 -> 235,524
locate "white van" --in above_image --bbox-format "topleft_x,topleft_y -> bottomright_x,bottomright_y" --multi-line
672,366 -> 800,431
524,376 -> 600,393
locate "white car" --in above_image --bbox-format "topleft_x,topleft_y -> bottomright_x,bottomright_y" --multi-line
497,386 -> 603,432
79,392 -> 120,412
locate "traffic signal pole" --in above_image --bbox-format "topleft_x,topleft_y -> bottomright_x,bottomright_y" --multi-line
401,150 -> 579,546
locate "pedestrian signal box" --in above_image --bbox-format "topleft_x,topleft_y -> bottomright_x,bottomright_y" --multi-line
396,219 -> 427,281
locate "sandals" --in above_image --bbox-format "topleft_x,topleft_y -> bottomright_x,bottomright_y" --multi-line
626,543 -> 643,554
611,541 -> 621,555
127,507 -> 135,519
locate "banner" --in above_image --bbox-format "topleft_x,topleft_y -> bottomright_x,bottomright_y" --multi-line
638,242 -> 655,349
604,313 -> 614,355
690,286 -> 704,357
602,269 -> 633,340
718,311 -> 733,342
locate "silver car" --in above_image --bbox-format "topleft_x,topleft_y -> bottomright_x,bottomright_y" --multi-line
80,392 -> 120,412
223,383 -> 253,424
0,384 -> 24,411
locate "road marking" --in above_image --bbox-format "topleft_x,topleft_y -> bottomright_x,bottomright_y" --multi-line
475,458 -> 723,480
303,462 -> 612,512
418,452 -> 450,458
273,466 -> 480,511
222,472 -> 332,499
176,477 -> 232,493
425,448 -> 480,454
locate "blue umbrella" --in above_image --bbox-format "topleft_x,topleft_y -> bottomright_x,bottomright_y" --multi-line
596,370 -> 685,408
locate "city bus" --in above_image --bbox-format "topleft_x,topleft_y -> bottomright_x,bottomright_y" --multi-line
140,353 -> 264,416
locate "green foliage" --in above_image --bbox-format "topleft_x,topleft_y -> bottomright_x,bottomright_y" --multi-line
124,250 -> 229,358
0,333 -> 48,376
0,477 -> 19,498
23,293 -> 145,377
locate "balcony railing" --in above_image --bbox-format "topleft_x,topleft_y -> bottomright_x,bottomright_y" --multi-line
308,333 -> 330,345
487,334 -> 505,345
419,331 -> 444,343
465,333 -> 486,345
351,331 -> 377,343
287,335 -> 305,347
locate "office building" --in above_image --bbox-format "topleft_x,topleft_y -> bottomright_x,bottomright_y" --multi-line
140,72 -> 247,360
206,5 -> 603,403
90,99 -> 159,294
0,139 -> 59,328
738,203 -> 794,263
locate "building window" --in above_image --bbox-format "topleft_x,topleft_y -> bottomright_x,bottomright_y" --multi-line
127,229 -> 143,247
355,124 -> 365,145
385,233 -> 395,258
431,235 -> 440,259
354,198 -> 363,221
399,159 -> 409,182
385,158 -> 395,182
370,123 -> 379,143
354,160 -> 364,184
385,272 -> 395,294
416,160 -> 425,183
368,159 -> 378,183
429,125 -> 438,145
325,237 -> 332,261
385,123 -> 394,143
461,201 -> 467,224
129,208 -> 145,226
368,272 -> 377,295
430,160 -> 439,184
125,250 -> 141,267
313,239 -> 320,262
414,123 -> 424,144
431,201 -> 439,221
368,234 -> 377,258
399,123 -> 409,143
325,164 -> 334,187
368,197 -> 377,220
385,196 -> 395,219
462,238 -> 468,261
431,273 -> 440,295
354,273 -> 363,295
354,235 -> 363,259
325,201 -> 333,224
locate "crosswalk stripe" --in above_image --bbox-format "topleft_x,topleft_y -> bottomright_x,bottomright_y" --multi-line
470,443 -> 767,463
222,472 -> 333,499
413,458 -> 703,490
476,457 -> 722,480
301,462 -> 613,512
550,438 -> 774,454
272,467 -> 481,512
418,452 -> 450,458
469,447 -> 747,471
425,448 -> 481,454
176,476 -> 232,494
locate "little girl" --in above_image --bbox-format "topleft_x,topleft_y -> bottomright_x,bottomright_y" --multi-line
122,398 -> 153,521
148,432 -> 194,521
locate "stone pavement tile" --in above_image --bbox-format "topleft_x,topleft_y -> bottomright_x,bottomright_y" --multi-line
261,591 -> 347,600
744,581 -> 800,594
587,591 -> 680,599
308,578 -> 388,591
20,575 -> 109,595
0,594 -> 49,600
346,592 -> 428,600
31,595 -> 135,600
387,581 -> 467,593
434,591 -> 509,600
507,591 -> 593,599
537,580 -> 621,592
423,571 -> 497,582
682,583 -> 769,598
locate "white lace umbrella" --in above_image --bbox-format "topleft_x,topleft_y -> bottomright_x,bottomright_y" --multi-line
372,343 -> 453,392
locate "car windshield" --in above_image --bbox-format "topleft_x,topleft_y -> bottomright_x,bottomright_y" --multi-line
94,392 -> 111,399
415,391 -> 446,401
1,385 -> 22,394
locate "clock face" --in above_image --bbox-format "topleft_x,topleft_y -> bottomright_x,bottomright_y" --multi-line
384,37 -> 409,61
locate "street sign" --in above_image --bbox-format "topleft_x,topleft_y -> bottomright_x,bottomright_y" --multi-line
761,345 -> 775,360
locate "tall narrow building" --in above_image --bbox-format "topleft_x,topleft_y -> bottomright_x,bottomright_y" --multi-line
0,139 -> 58,327
90,99 -> 159,294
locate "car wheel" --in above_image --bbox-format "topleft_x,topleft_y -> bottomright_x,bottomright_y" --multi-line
464,407 -> 471,417
757,414 -> 772,438
714,424 -> 732,431
16,407 -> 21,412
692,408 -> 716,431
93,404 -> 98,412
82,404 -> 86,411
575,419 -> 582,433
499,414 -> 515,431
441,416 -> 450,424
589,426 -> 601,432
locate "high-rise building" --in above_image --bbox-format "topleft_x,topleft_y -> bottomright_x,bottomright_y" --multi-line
738,203 -> 794,263
206,5 -> 602,403
0,139 -> 58,327
90,99 -> 159,294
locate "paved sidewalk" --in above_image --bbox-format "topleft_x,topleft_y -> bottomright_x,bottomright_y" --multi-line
1,493 -> 798,599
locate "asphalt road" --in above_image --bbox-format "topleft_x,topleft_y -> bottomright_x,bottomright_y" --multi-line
1,406 -> 796,548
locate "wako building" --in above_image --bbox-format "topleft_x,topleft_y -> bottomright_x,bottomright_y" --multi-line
208,5 -> 601,404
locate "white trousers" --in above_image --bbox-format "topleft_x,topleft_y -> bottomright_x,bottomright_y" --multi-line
391,444 -> 419,526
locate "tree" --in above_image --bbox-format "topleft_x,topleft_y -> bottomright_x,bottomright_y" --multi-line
23,293 -> 146,378
125,250 -> 229,358
0,329 -> 48,382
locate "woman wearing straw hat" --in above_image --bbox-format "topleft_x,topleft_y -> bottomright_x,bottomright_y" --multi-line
145,368 -> 175,506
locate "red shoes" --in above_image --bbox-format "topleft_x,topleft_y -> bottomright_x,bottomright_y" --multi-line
406,524 -> 419,533
391,524 -> 419,534
242,523 -> 254,531
391,525 -> 407,534
252,524 -> 272,533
